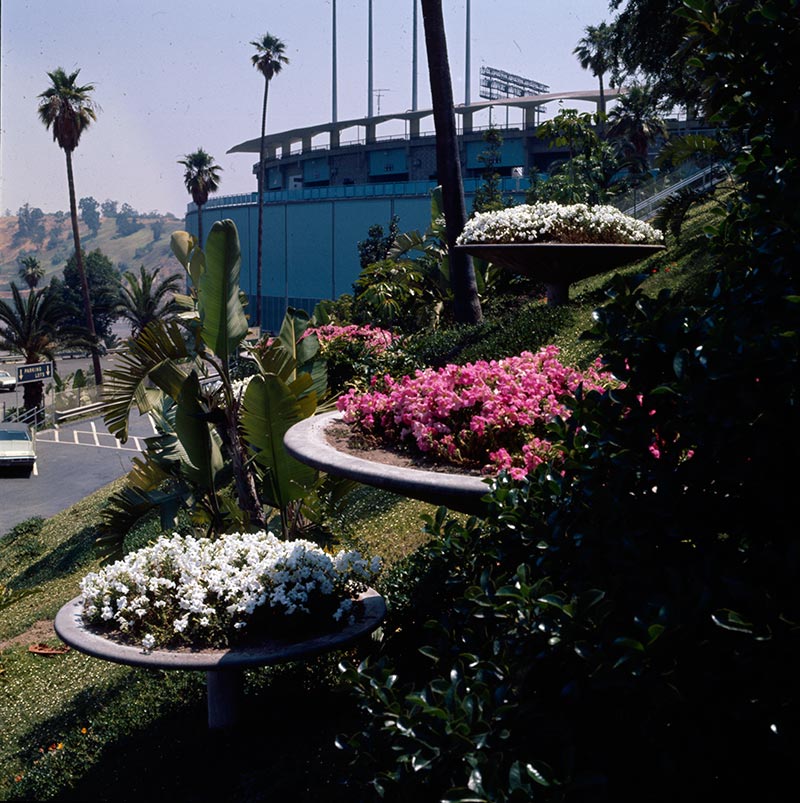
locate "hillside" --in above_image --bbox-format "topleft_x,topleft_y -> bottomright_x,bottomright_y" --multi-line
0,212 -> 188,296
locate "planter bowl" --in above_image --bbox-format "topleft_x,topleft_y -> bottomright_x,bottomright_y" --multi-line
455,242 -> 664,304
284,411 -> 491,515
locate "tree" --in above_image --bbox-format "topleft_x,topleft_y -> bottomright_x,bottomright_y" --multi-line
472,127 -> 506,213
58,249 -> 122,342
117,265 -> 181,337
115,202 -> 143,237
574,22 -> 616,129
251,33 -> 289,331
178,148 -> 222,250
419,0 -> 481,325
101,199 -> 118,218
357,216 -> 400,270
0,284 -> 69,411
15,203 -> 46,244
18,255 -> 45,291
79,196 -> 101,236
606,83 -> 668,165
37,67 -> 103,385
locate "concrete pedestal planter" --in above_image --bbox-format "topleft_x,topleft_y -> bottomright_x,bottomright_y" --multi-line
284,411 -> 491,515
455,242 -> 664,304
55,588 -> 386,729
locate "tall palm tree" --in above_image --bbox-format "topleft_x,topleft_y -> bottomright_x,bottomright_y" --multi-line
251,33 -> 289,331
0,284 -> 67,411
37,67 -> 103,386
117,265 -> 182,338
18,255 -> 45,292
574,22 -> 616,130
607,83 -> 668,160
419,0 -> 481,324
178,148 -> 222,249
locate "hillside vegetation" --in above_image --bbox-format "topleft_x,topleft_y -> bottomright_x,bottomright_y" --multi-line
0,212 -> 185,296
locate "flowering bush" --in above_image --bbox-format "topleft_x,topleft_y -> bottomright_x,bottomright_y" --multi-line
302,324 -> 397,356
337,346 -> 615,478
80,531 -> 381,650
457,201 -> 663,245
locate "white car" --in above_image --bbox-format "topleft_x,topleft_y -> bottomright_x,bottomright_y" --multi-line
0,370 -> 16,392
0,423 -> 36,475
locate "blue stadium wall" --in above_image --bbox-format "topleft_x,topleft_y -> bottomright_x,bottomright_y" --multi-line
185,177 -> 528,333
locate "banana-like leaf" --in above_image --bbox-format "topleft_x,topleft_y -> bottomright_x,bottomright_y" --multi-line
277,307 -> 314,357
171,230 -> 205,289
241,374 -> 317,511
103,319 -> 191,442
199,220 -> 249,364
175,372 -> 224,491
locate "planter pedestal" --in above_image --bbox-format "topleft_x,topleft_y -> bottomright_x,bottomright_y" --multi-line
55,589 -> 386,729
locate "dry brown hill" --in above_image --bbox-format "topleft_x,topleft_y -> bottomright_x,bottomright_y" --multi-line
0,212 -> 187,298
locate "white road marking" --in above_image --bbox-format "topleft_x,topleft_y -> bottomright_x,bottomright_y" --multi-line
90,421 -> 100,446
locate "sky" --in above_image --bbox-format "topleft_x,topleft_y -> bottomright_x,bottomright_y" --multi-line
0,0 -> 612,218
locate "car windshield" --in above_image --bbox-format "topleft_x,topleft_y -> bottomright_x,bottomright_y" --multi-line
0,431 -> 30,441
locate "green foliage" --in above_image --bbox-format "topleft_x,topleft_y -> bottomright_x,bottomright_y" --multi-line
14,204 -> 46,245
102,220 -> 333,549
357,216 -> 401,270
341,2 -> 800,798
472,127 -> 507,213
78,196 -> 100,236
58,248 -> 122,341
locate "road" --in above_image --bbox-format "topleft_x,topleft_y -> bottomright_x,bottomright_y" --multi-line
0,411 -> 156,536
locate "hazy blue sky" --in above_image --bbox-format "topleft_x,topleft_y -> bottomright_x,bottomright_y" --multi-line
0,0 -> 611,217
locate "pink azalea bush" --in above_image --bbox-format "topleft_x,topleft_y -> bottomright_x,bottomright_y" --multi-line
302,324 -> 397,355
337,345 -> 615,478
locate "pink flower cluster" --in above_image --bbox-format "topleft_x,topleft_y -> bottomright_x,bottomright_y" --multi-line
304,324 -> 397,355
337,346 -> 614,478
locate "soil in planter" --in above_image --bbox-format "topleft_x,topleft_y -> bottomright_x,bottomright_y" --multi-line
325,421 -> 484,477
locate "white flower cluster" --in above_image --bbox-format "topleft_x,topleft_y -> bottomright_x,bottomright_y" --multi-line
80,531 -> 381,651
456,202 -> 663,246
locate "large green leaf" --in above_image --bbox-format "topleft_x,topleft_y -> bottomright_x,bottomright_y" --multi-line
240,374 -> 317,512
171,230 -> 205,289
199,220 -> 249,363
174,372 -> 224,490
103,319 -> 191,441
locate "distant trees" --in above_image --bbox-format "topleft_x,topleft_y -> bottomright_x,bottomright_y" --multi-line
79,196 -> 101,236
101,199 -> 118,218
357,216 -> 400,270
178,148 -> 222,248
18,256 -> 45,291
251,32 -> 289,330
473,127 -> 506,213
115,202 -> 143,237
37,66 -> 103,384
15,203 -> 46,244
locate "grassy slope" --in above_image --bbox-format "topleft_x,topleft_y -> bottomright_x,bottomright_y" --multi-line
0,214 -> 184,297
0,198 -> 721,800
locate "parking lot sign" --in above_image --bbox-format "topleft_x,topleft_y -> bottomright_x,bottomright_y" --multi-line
16,362 -> 53,384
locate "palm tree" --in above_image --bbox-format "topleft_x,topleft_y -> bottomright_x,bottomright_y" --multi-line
0,284 -> 67,411
178,148 -> 222,249
117,265 -> 182,337
251,33 -> 289,331
419,0 -> 481,324
574,22 -> 616,130
607,83 -> 668,160
37,67 -> 103,386
18,255 -> 45,291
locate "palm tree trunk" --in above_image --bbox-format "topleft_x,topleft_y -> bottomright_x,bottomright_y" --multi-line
256,80 -> 270,332
598,74 -> 606,136
420,0 -> 482,325
197,201 -> 204,250
65,149 -> 103,385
